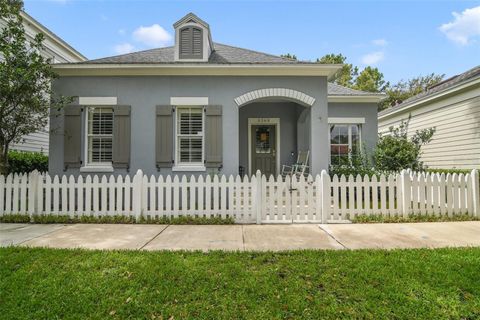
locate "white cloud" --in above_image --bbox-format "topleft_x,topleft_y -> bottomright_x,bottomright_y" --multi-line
361,51 -> 384,65
132,24 -> 172,47
114,43 -> 135,55
118,29 -> 126,36
439,6 -> 480,45
372,38 -> 388,47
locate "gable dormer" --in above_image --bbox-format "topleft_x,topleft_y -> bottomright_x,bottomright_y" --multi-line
173,13 -> 213,62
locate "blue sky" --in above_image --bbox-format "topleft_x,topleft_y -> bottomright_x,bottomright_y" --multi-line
24,0 -> 480,83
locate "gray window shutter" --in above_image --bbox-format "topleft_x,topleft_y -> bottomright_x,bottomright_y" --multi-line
205,105 -> 222,168
63,106 -> 82,170
156,105 -> 174,168
112,105 -> 131,170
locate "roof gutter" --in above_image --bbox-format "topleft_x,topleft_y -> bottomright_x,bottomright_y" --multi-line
378,76 -> 480,120
52,63 -> 343,78
328,95 -> 385,103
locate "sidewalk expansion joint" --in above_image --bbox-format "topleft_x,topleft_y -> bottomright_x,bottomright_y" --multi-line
17,224 -> 69,246
139,225 -> 170,250
318,225 -> 347,249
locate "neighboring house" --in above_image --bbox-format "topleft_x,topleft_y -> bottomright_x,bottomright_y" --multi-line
49,13 -> 384,177
0,11 -> 87,154
379,65 -> 480,170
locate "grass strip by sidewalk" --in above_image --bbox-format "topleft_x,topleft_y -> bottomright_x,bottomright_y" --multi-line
1,247 -> 480,319
0,213 -> 234,225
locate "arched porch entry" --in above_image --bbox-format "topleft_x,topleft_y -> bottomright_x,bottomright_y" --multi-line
235,88 -> 315,176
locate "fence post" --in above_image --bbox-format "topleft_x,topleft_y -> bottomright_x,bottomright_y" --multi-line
400,170 -> 410,217
132,169 -> 144,221
28,170 -> 39,216
471,169 -> 479,217
320,170 -> 330,224
255,170 -> 262,224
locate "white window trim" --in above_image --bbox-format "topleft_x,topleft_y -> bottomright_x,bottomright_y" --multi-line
173,106 -> 206,172
81,106 -> 114,172
329,123 -> 362,165
328,117 -> 365,124
170,97 -> 208,106
79,97 -> 117,105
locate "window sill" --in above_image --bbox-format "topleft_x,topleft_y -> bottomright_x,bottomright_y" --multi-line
172,165 -> 206,172
80,166 -> 114,173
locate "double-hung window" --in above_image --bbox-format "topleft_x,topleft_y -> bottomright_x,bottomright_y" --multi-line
86,107 -> 114,165
176,107 -> 204,166
330,124 -> 361,165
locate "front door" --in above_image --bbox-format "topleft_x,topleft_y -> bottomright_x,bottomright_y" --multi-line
251,125 -> 276,176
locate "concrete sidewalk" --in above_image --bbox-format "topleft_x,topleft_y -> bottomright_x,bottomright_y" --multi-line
2,221 -> 480,251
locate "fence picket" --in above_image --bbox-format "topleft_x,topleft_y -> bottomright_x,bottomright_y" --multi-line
372,175 -> 379,215
197,175 -> 204,216
68,175 -> 75,216
181,175 -> 188,215
387,175 -> 396,216
156,175 -> 164,216
77,175 -> 83,215
379,174 -> 387,216
20,174 -> 27,214
108,175 -> 116,215
0,175 -> 4,215
445,174 -> 453,216
59,175 -> 67,214
173,175 -> 180,217
220,175 -> 227,218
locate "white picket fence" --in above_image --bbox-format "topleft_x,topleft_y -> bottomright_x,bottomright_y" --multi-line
0,169 -> 478,223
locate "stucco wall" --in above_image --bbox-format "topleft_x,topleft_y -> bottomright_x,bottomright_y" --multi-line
50,75 -> 330,177
328,102 -> 379,156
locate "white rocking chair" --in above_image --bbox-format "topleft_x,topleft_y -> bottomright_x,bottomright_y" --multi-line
281,150 -> 310,178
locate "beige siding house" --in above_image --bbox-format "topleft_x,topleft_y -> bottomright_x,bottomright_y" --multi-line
0,11 -> 86,153
378,66 -> 480,169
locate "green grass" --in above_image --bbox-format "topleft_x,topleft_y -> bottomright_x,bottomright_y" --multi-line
0,213 -> 234,225
352,213 -> 480,223
2,247 -> 480,319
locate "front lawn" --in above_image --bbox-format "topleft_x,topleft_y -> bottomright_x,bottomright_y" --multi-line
1,248 -> 480,319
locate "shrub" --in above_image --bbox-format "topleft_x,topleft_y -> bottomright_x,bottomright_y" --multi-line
329,146 -> 378,177
7,150 -> 48,174
426,168 -> 472,175
374,118 -> 435,172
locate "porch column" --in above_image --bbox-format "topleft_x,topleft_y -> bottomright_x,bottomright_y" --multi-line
309,88 -> 329,175
223,101 -> 239,175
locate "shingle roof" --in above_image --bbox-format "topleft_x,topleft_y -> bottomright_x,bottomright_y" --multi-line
327,82 -> 384,96
379,65 -> 480,117
74,42 -> 377,97
83,43 -> 304,65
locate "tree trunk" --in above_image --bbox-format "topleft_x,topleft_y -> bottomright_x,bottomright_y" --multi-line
0,143 -> 9,176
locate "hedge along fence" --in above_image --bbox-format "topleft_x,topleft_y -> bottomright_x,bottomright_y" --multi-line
0,170 -> 479,224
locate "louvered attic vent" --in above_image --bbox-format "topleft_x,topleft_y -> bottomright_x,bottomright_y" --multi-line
179,26 -> 203,59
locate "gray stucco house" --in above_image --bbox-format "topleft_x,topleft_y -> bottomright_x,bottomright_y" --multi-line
50,13 -> 384,177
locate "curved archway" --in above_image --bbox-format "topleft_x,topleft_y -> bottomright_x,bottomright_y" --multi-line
234,88 -> 315,108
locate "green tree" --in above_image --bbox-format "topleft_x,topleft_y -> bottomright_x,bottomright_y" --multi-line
0,0 -> 70,174
353,66 -> 389,92
317,53 -> 358,88
374,117 -> 435,172
280,53 -> 297,61
379,73 -> 444,111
